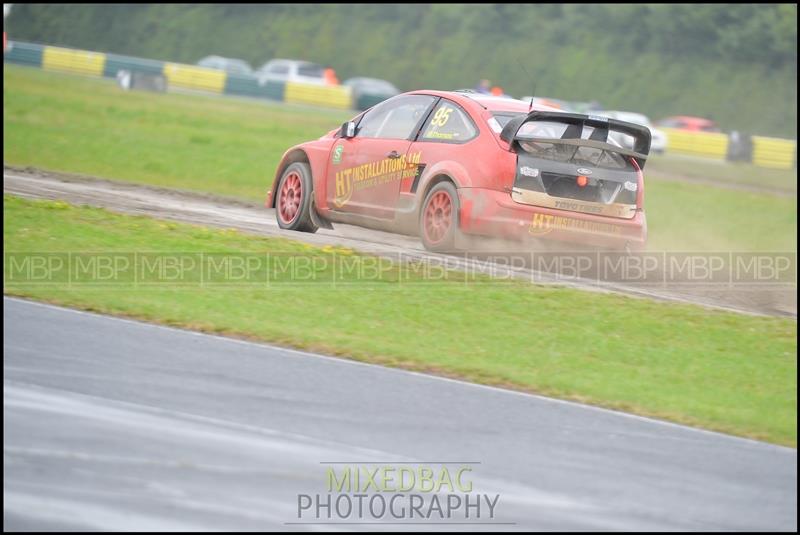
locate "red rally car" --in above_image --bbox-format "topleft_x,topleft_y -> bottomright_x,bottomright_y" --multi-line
266,90 -> 651,252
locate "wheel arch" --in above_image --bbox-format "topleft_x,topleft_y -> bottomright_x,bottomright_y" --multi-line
419,173 -> 458,208
268,149 -> 311,208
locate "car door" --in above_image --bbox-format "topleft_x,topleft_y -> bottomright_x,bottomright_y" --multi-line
327,94 -> 437,219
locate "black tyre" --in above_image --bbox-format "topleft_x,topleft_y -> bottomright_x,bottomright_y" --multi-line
275,162 -> 319,233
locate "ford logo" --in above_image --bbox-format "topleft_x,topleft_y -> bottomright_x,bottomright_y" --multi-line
576,168 -> 593,175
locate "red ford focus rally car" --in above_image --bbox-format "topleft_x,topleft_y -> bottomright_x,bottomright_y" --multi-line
266,90 -> 651,252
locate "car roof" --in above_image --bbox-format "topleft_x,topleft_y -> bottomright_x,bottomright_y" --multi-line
407,90 -> 558,113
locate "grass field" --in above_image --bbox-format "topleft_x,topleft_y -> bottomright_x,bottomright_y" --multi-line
644,179 -> 796,251
2,65 -> 351,200
647,153 -> 797,194
4,194 -> 797,446
4,65 -> 797,252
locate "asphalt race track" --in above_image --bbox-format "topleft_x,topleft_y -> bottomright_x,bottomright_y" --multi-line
4,167 -> 796,318
3,297 -> 797,530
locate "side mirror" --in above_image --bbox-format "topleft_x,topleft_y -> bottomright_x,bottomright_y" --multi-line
340,121 -> 356,139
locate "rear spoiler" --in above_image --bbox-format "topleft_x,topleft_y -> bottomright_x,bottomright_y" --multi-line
500,111 -> 652,169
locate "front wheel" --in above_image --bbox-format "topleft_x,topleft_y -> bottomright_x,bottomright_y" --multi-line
419,181 -> 460,252
275,162 -> 319,233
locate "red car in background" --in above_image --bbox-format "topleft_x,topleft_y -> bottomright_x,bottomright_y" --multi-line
655,115 -> 720,133
266,91 -> 651,252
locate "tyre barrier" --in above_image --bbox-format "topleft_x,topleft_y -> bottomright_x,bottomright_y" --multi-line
284,81 -> 352,109
163,62 -> 226,94
3,40 -> 351,109
3,40 -> 43,68
751,136 -> 797,170
660,127 -> 796,169
42,45 -> 106,77
104,52 -> 164,78
660,128 -> 730,161
117,70 -> 167,93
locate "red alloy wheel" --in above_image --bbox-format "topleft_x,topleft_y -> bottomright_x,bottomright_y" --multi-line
278,171 -> 303,225
423,190 -> 453,245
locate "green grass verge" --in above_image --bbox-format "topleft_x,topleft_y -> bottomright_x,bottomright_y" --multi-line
2,65 -> 351,200
4,194 -> 796,446
645,179 -> 797,251
647,153 -> 797,194
4,65 -> 797,252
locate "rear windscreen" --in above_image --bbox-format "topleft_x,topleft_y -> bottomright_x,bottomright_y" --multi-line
515,121 -> 633,171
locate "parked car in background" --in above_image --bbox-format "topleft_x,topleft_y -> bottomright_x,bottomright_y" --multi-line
655,115 -> 720,133
196,55 -> 253,76
597,111 -> 668,154
343,77 -> 400,110
256,59 -> 326,86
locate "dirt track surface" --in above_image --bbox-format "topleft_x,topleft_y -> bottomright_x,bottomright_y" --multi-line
4,165 -> 796,318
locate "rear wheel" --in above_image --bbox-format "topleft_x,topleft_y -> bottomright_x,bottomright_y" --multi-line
419,181 -> 460,252
275,162 -> 319,233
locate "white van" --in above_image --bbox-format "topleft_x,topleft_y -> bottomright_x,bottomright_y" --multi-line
256,59 -> 326,86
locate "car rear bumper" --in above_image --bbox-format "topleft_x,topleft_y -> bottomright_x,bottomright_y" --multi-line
458,188 -> 647,251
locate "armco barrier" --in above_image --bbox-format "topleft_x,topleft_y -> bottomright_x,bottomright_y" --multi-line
285,81 -> 352,109
661,128 -> 729,161
751,136 -> 797,170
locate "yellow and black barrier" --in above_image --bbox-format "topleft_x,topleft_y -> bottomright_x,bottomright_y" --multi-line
751,136 -> 797,170
42,45 -> 106,76
661,128 -> 730,161
4,40 -> 356,110
284,81 -> 353,109
661,127 -> 796,169
163,62 -> 226,94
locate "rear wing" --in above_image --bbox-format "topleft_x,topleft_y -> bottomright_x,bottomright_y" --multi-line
500,111 -> 652,169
